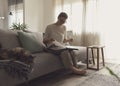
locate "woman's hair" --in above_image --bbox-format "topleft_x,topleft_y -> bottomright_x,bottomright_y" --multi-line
58,12 -> 68,19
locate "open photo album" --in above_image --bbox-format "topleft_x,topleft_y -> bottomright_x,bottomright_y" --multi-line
46,40 -> 78,51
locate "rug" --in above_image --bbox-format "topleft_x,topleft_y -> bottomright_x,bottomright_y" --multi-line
77,74 -> 120,86
78,63 -> 120,86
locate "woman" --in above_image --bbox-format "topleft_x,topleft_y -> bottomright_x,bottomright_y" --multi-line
43,12 -> 86,75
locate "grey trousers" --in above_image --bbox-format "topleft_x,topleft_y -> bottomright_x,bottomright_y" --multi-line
47,46 -> 87,69
60,46 -> 87,69
60,50 -> 78,69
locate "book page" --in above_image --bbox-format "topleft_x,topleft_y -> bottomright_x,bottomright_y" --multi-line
47,40 -> 66,50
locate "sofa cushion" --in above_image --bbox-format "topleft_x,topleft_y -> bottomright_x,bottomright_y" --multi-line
18,32 -> 45,53
30,52 -> 63,78
0,29 -> 20,49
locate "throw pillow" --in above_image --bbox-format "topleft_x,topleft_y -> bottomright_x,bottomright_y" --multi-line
18,32 -> 45,53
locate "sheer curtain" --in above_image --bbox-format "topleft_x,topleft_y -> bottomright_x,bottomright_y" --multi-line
54,0 -> 101,46
85,0 -> 102,46
54,0 -> 84,46
54,0 -> 120,63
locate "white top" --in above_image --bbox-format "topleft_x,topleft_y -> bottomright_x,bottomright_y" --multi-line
44,24 -> 67,44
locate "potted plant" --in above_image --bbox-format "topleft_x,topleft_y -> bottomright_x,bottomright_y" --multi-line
10,23 -> 28,32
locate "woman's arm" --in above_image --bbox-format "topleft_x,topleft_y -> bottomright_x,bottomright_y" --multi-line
43,38 -> 55,44
43,26 -> 55,45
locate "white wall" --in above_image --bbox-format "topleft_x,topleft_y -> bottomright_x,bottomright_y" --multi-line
0,0 -> 8,29
24,0 -> 55,32
24,0 -> 44,32
43,0 -> 55,32
0,0 -> 55,32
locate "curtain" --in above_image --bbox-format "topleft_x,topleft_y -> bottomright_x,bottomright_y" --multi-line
8,0 -> 23,27
54,0 -> 84,46
54,0 -> 120,62
97,0 -> 120,62
84,0 -> 102,46
54,0 -> 101,46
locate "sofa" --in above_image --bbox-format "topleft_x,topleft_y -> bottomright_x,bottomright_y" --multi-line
0,29 -> 87,86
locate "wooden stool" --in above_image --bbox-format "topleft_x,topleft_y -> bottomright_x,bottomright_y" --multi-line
87,45 -> 105,70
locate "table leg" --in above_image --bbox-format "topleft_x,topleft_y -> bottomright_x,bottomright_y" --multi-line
97,48 -> 99,70
87,48 -> 89,69
101,48 -> 105,66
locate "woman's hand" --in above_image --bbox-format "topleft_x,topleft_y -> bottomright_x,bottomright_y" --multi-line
63,38 -> 73,43
50,38 -> 55,42
69,38 -> 73,42
43,38 -> 55,44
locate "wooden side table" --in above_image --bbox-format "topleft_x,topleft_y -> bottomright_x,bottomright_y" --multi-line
87,45 -> 105,70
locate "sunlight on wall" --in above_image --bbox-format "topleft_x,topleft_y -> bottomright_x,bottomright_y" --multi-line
98,0 -> 120,61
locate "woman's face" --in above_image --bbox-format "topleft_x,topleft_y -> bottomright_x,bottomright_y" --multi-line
58,17 -> 67,25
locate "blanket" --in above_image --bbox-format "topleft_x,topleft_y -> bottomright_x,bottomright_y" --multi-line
0,47 -> 34,80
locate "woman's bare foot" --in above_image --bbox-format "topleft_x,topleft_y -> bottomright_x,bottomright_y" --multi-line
71,66 -> 87,75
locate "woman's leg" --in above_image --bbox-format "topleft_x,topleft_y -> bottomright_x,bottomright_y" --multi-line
69,50 -> 78,68
60,50 -> 86,75
60,50 -> 73,68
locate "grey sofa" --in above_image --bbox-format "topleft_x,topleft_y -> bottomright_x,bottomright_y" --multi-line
0,29 -> 87,86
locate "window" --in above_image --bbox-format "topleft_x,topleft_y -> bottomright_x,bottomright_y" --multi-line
8,0 -> 24,28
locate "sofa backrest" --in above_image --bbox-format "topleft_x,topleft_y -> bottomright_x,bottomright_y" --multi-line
0,29 -> 21,49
